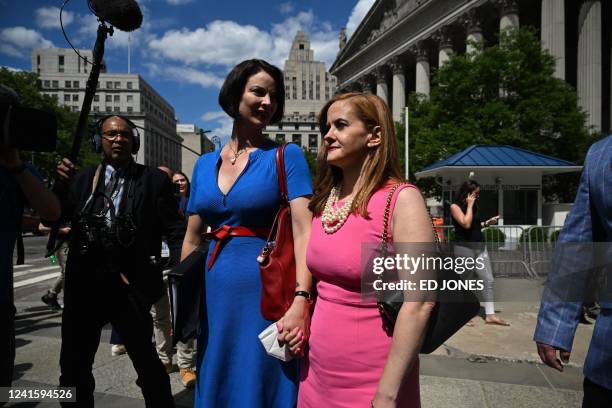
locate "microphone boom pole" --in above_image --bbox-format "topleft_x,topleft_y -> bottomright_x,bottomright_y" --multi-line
46,21 -> 113,256
70,22 -> 112,161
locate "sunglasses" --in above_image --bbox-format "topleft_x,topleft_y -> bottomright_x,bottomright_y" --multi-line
102,130 -> 132,141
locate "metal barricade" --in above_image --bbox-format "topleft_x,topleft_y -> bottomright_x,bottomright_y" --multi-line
438,225 -> 532,277
483,225 -> 532,278
526,225 -> 564,277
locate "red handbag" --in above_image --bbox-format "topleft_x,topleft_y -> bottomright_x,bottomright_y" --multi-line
257,144 -> 296,321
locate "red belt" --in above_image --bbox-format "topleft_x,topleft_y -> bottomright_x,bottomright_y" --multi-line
204,225 -> 271,270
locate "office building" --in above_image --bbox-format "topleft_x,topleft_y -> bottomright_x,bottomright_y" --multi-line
32,47 -> 183,169
264,31 -> 337,153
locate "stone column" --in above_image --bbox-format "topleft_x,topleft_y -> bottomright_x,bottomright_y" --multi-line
375,66 -> 389,105
463,9 -> 483,56
358,75 -> 375,94
541,0 -> 565,79
577,0 -> 602,132
390,56 -> 406,122
413,42 -> 430,97
433,26 -> 453,67
497,0 -> 519,32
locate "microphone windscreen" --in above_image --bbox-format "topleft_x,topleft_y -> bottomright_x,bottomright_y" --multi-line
90,0 -> 143,32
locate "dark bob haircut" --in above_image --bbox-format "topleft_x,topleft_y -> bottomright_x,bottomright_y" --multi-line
218,59 -> 285,124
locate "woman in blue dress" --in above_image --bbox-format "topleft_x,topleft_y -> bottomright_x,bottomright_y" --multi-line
180,59 -> 313,407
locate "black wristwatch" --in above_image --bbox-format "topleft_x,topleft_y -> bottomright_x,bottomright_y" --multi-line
295,290 -> 313,304
8,163 -> 27,175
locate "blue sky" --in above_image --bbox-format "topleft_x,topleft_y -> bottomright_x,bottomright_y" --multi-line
0,0 -> 374,141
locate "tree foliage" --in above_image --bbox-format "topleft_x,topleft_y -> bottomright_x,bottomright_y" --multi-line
0,67 -> 99,184
402,27 -> 597,201
302,147 -> 318,183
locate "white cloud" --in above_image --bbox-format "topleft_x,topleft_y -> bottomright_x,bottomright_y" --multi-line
166,0 -> 193,4
165,67 -> 224,88
201,111 -> 233,140
279,2 -> 294,14
346,0 -> 375,39
201,111 -> 228,121
35,6 -> 74,29
148,10 -> 338,69
1,65 -> 23,72
146,63 -> 224,89
0,27 -> 53,58
149,21 -> 270,67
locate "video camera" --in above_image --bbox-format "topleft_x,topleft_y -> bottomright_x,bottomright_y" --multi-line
0,84 -> 57,152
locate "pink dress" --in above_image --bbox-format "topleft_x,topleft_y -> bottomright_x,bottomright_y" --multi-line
298,184 -> 420,408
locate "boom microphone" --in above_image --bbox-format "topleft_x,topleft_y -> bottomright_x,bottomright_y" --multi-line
89,0 -> 143,32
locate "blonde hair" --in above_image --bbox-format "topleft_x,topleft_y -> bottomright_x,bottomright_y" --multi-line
309,92 -> 404,217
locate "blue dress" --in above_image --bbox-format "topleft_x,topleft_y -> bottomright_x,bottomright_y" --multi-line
187,141 -> 312,407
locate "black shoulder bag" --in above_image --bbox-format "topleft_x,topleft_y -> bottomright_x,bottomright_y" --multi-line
376,184 -> 480,354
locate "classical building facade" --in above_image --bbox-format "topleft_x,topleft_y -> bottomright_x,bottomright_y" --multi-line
264,31 -> 337,153
330,0 -> 611,134
32,47 -> 183,169
177,123 -> 215,179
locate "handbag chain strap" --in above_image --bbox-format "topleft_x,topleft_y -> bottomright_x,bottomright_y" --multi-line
380,183 -> 402,256
377,183 -> 403,302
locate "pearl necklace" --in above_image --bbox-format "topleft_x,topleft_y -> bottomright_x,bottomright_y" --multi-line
321,185 -> 354,234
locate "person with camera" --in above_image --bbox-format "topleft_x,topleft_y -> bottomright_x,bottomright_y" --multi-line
1,146 -> 61,387
0,84 -> 60,387
54,115 -> 183,407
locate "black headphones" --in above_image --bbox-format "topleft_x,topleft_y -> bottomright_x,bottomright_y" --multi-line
92,114 -> 141,154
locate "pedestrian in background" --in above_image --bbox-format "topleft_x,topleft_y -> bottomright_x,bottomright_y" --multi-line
39,222 -> 71,310
169,169 -> 197,387
450,180 -> 509,326
172,171 -> 190,215
298,92 -> 433,408
180,59 -> 313,408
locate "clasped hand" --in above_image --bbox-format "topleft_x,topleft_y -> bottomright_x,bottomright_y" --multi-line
276,297 -> 310,357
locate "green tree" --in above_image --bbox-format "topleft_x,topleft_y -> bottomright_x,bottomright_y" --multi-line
0,67 -> 99,184
403,27 -> 597,201
302,147 -> 318,183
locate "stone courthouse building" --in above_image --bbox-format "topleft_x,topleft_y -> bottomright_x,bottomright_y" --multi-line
330,0 -> 611,134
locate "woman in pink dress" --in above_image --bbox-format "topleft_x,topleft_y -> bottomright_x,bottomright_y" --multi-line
298,92 -> 434,408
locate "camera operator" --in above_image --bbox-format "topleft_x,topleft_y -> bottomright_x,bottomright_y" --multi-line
1,84 -> 61,387
54,115 -> 183,407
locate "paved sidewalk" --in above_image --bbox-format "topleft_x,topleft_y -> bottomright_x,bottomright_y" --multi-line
8,275 -> 593,407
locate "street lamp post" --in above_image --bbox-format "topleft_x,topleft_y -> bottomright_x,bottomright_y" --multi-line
211,135 -> 221,151
199,128 -> 212,153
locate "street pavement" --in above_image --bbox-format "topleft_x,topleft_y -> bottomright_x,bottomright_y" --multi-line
8,235 -> 588,407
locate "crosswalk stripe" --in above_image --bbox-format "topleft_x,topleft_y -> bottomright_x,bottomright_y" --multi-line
13,264 -> 33,270
14,266 -> 60,278
14,272 -> 60,288
13,257 -> 48,264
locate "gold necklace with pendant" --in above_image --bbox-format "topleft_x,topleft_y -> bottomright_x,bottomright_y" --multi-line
228,142 -> 248,165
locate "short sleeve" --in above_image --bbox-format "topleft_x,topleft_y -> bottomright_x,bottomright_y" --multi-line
186,155 -> 204,215
283,143 -> 313,201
